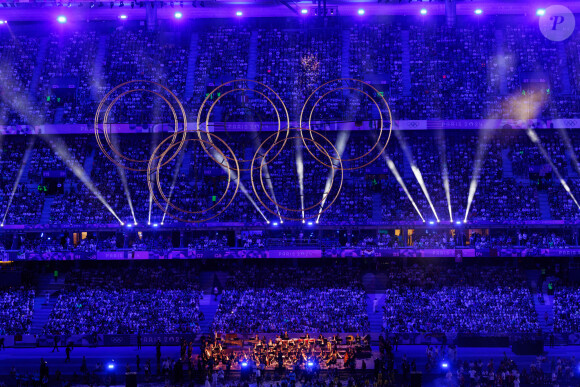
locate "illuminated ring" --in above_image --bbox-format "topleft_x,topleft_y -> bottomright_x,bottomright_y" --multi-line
103,89 -> 179,164
196,80 -> 290,172
148,131 -> 239,223
95,80 -> 187,172
156,139 -> 231,215
299,79 -> 392,171
250,128 -> 343,221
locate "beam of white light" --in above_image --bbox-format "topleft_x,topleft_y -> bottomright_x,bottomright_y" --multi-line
463,119 -> 500,222
295,137 -> 305,223
41,135 -> 124,225
210,147 -> 270,223
394,131 -> 439,221
380,151 -> 425,222
316,130 -> 349,224
526,128 -> 580,210
1,138 -> 35,226
557,127 -> 580,177
160,144 -> 187,225
253,136 -> 282,223
436,131 -> 453,222
110,135 -> 137,225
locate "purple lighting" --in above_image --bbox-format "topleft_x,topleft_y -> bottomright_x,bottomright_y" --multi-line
236,11 -> 243,16
536,8 -> 546,16
301,9 -> 308,14
474,8 -> 483,15
357,9 -> 365,15
420,8 -> 427,15
57,15 -> 67,23
119,14 -> 128,19
174,11 -> 183,18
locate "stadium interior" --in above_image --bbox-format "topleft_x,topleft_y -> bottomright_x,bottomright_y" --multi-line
1,0 -> 580,385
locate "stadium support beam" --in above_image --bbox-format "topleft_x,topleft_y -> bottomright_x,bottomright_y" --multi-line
146,3 -> 157,31
445,0 -> 456,27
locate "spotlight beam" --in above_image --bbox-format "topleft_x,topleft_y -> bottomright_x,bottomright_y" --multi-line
527,128 -> 580,210
110,134 -> 137,225
394,131 -> 439,221
159,142 -> 187,225
295,136 -> 305,223
463,121 -> 497,223
40,135 -> 124,225
380,151 -> 425,222
254,134 -> 283,223
209,147 -> 270,223
316,130 -> 349,224
436,130 -> 453,222
1,137 -> 35,226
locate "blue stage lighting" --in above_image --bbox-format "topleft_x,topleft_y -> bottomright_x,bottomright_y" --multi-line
273,222 -> 279,226
536,8 -> 545,16
236,11 -> 242,16
474,8 -> 482,15
429,221 -> 435,225
57,15 -> 67,23
107,363 -> 115,370
420,8 -> 427,15
456,221 -> 461,225
357,8 -> 364,15
441,362 -> 449,369
307,361 -> 314,366
307,221 -> 313,226
241,362 -> 248,367
174,11 -> 183,18
301,9 -> 308,14
127,223 -> 132,228
153,223 -> 159,227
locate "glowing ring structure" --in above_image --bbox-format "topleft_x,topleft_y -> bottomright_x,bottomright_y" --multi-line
196,80 -> 290,172
250,128 -> 343,221
299,78 -> 392,171
95,80 -> 187,172
148,131 -> 240,223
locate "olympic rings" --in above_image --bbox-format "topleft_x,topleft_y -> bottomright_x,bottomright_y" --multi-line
148,131 -> 240,223
96,78 -> 390,224
95,80 -> 187,172
250,128 -> 343,222
196,80 -> 290,171
299,78 -> 392,171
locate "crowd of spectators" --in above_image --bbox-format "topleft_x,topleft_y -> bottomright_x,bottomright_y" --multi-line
553,288 -> 580,334
212,265 -> 368,333
43,263 -> 203,335
382,265 -> 540,334
0,288 -> 35,335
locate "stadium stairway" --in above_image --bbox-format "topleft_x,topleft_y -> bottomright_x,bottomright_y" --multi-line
537,190 -> 552,220
372,193 -> 382,221
534,294 -> 555,334
28,37 -> 49,103
341,29 -> 350,79
566,150 -> 578,177
403,158 -> 413,180
494,30 -> 508,96
39,196 -> 55,224
198,294 -> 220,334
184,33 -> 199,99
501,149 -> 513,178
54,107 -> 64,124
91,35 -> 109,102
30,273 -> 66,335
83,148 -> 95,176
557,43 -> 572,94
247,30 -> 258,80
401,30 -> 411,97
366,293 -> 384,333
